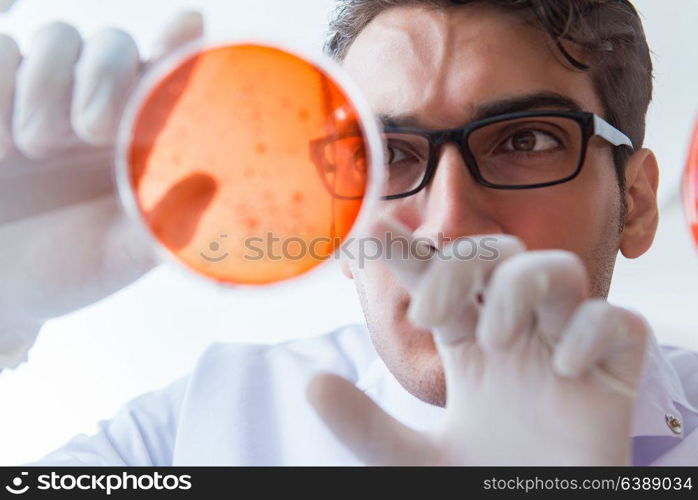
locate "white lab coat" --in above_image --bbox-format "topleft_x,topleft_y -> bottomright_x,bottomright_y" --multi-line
23,324 -> 698,466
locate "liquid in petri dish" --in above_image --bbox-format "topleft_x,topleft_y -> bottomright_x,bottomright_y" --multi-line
127,44 -> 372,284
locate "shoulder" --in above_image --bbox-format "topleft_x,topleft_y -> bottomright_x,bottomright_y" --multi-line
24,374 -> 191,466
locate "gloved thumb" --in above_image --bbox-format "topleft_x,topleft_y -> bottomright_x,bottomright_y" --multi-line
552,300 -> 650,398
149,11 -> 204,65
307,373 -> 435,465
71,11 -> 203,147
0,0 -> 16,13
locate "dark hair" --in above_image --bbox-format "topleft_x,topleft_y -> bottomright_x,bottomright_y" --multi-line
324,0 -> 653,220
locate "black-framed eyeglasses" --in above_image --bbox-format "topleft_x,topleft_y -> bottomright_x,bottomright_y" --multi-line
309,110 -> 633,201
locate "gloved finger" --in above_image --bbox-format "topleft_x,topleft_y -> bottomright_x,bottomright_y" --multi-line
426,236 -> 525,401
71,28 -> 140,146
372,216 -> 525,340
307,373 -> 434,465
552,299 -> 649,397
0,322 -> 42,370
476,250 -> 589,352
148,11 -> 204,65
0,0 -> 16,13
418,235 -> 525,344
13,21 -> 82,159
0,33 -> 20,161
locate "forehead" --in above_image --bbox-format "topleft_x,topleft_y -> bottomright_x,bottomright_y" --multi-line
341,3 -> 603,128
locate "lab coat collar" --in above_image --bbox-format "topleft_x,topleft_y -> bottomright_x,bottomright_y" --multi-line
354,327 -> 696,440
631,332 -> 697,438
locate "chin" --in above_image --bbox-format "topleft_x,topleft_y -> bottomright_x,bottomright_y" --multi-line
370,301 -> 448,407
357,271 -> 448,407
396,350 -> 447,407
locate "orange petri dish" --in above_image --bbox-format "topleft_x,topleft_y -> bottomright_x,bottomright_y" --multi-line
684,119 -> 698,250
117,42 -> 383,285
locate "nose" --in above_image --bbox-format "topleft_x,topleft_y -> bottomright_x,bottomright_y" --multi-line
413,142 -> 503,246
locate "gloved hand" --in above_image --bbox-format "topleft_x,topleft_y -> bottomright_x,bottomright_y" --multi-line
308,217 -> 651,465
0,0 -> 16,13
0,12 -> 204,369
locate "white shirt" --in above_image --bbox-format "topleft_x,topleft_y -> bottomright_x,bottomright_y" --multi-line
24,324 -> 698,466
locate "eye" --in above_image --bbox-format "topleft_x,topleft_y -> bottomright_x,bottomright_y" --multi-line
385,142 -> 423,165
501,129 -> 561,153
387,145 -> 412,164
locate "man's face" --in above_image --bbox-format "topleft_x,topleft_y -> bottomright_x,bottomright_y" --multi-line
340,4 -> 626,406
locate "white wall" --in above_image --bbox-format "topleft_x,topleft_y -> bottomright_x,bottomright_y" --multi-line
0,0 -> 696,465
606,0 -> 698,351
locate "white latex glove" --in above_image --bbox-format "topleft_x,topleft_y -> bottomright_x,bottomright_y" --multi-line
0,0 -> 16,13
0,12 -> 204,369
308,217 -> 650,465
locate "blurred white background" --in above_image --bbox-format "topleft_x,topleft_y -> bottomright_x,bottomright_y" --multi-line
0,0 -> 696,465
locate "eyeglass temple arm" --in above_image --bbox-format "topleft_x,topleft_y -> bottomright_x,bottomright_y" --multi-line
593,114 -> 634,149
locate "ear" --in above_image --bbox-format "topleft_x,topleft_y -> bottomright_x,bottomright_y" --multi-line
619,148 -> 659,259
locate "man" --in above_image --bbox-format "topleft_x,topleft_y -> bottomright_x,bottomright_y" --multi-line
0,1 -> 696,465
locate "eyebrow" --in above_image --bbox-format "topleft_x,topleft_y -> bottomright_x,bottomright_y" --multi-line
378,91 -> 584,128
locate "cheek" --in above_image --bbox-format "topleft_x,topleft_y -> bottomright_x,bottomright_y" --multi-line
351,248 -> 428,336
353,257 -> 400,318
372,196 -> 430,233
499,156 -> 620,253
